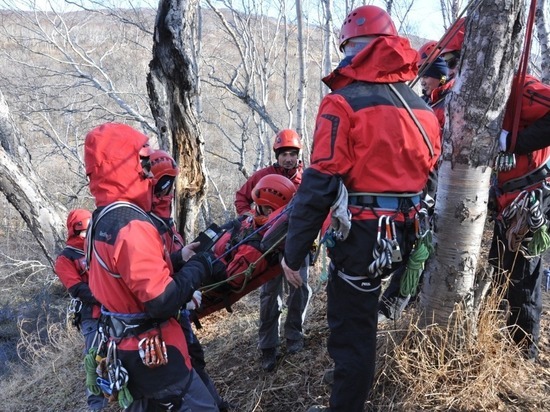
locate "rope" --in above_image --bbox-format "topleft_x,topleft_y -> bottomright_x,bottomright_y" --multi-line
502,189 -> 549,255
400,231 -> 433,296
528,224 -> 550,256
214,208 -> 289,264
368,238 -> 393,277
200,230 -> 287,294
117,383 -> 133,409
84,347 -> 101,396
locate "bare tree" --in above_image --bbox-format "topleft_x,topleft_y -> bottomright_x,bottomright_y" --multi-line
421,0 -> 524,324
535,0 -> 550,81
295,0 -> 307,139
440,0 -> 465,29
0,90 -> 66,265
147,0 -> 207,240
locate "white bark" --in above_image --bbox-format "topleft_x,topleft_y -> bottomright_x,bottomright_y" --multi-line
421,0 -> 524,324
0,91 -> 65,265
295,0 -> 307,140
535,0 -> 550,82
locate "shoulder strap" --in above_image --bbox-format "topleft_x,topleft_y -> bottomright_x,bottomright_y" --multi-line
388,83 -> 435,158
86,201 -> 153,278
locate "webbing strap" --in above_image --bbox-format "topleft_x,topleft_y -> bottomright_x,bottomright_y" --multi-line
509,0 -> 538,153
388,84 -> 434,158
501,155 -> 550,193
86,201 -> 153,278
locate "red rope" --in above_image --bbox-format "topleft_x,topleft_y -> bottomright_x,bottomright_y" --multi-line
508,0 -> 538,152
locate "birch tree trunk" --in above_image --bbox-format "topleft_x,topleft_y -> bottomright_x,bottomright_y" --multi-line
421,0 -> 525,325
535,0 -> 550,82
147,0 -> 206,241
321,0 -> 334,99
0,91 -> 65,265
295,0 -> 307,141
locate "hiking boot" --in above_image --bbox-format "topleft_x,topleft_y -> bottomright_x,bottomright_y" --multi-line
261,348 -> 277,372
307,406 -> 331,412
322,368 -> 334,385
286,338 -> 304,354
378,294 -> 410,323
218,398 -> 236,412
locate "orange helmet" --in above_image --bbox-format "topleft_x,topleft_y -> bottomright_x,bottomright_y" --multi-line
339,5 -> 397,51
67,209 -> 92,238
252,174 -> 297,210
272,129 -> 302,153
439,17 -> 466,55
150,150 -> 179,196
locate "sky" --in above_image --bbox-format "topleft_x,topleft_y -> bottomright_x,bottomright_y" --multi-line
29,0 -> 454,41
371,0 -> 452,41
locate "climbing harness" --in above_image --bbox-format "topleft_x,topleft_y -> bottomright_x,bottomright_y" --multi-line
500,189 -> 550,256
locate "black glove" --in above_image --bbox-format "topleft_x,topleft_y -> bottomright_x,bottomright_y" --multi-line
188,252 -> 227,285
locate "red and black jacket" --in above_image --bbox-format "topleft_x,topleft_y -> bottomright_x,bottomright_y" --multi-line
496,75 -> 550,212
283,36 -> 441,275
235,163 -> 303,215
430,79 -> 454,130
54,236 -> 101,320
84,123 -> 206,401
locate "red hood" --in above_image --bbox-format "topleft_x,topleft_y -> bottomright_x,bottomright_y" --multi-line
66,208 -> 91,238
84,123 -> 153,210
323,36 -> 419,91
66,235 -> 85,250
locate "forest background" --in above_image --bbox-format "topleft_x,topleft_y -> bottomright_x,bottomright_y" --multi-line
0,0 -> 550,411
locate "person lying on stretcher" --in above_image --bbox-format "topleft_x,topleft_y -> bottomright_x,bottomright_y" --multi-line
196,174 -> 297,318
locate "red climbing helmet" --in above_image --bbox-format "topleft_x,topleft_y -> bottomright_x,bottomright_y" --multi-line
67,208 -> 92,238
417,40 -> 439,66
439,17 -> 466,55
252,174 -> 297,211
272,129 -> 302,154
339,5 -> 398,51
150,150 -> 179,196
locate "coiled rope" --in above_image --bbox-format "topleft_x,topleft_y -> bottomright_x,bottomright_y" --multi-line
400,230 -> 433,296
84,347 -> 101,396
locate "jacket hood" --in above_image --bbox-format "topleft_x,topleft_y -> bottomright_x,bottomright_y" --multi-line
323,35 -> 419,91
84,123 -> 153,210
66,208 -> 92,239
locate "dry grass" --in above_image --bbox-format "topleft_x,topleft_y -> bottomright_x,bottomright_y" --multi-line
373,286 -> 550,411
0,262 -> 549,411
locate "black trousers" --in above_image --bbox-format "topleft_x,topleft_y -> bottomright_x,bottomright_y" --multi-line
488,224 -> 543,359
326,265 -> 381,412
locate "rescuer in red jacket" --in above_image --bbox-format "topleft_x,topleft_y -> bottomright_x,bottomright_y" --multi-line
84,123 -> 220,411
489,74 -> 550,360
235,130 -> 311,372
149,149 -> 231,411
281,6 -> 441,412
54,208 -> 106,411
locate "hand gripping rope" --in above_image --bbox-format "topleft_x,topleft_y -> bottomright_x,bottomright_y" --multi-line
368,215 -> 402,277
